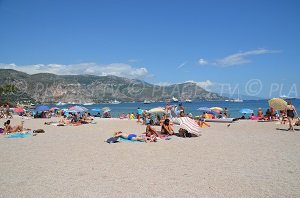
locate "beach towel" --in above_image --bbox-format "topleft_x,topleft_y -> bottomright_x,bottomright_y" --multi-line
118,137 -> 143,143
5,132 -> 32,138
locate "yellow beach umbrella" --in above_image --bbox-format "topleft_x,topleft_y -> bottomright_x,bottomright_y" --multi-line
210,107 -> 223,111
268,98 -> 287,110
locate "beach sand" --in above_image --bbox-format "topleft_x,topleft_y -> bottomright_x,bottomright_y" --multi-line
0,117 -> 300,197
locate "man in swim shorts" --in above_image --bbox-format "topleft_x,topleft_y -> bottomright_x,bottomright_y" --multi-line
114,131 -> 151,142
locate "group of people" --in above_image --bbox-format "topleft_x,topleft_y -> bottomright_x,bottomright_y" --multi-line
0,104 -> 13,119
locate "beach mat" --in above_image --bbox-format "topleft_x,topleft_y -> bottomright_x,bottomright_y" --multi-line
118,137 -> 143,143
5,132 -> 32,138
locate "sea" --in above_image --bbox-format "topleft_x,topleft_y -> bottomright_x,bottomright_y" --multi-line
51,99 -> 300,118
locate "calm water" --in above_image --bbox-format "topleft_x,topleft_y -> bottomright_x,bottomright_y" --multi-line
52,99 -> 300,118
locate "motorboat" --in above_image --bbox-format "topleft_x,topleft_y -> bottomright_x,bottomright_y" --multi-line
143,100 -> 151,104
172,96 -> 179,103
110,99 -> 121,104
185,99 -> 192,103
56,102 -> 66,106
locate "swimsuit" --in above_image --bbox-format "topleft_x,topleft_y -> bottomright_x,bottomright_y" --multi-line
287,109 -> 295,118
127,134 -> 137,140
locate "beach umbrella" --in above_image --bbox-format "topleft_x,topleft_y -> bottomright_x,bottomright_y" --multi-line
210,107 -> 223,111
268,98 -> 287,110
91,108 -> 101,112
35,105 -> 50,112
148,107 -> 165,114
174,117 -> 201,136
102,107 -> 111,113
197,107 -> 212,112
239,108 -> 254,114
14,107 -> 24,113
68,105 -> 88,112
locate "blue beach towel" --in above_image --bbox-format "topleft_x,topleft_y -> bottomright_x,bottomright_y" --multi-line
118,137 -> 143,143
5,132 -> 32,138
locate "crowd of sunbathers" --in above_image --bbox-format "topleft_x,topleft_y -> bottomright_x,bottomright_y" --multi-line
44,112 -> 95,126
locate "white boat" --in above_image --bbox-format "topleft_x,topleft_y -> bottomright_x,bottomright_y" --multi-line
280,95 -> 296,100
172,96 -> 179,103
56,102 -> 66,106
185,99 -> 192,103
232,98 -> 243,102
83,102 -> 94,106
144,100 -> 151,104
110,99 -> 121,104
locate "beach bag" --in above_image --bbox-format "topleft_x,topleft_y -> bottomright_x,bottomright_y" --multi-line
106,136 -> 119,144
33,129 -> 45,133
0,128 -> 4,133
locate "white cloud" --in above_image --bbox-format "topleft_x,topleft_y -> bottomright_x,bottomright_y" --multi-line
198,49 -> 279,67
0,62 -> 149,79
198,58 -> 208,65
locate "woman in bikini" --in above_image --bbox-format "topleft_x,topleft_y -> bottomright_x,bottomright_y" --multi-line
161,119 -> 174,135
3,120 -> 26,134
146,119 -> 159,141
285,101 -> 297,131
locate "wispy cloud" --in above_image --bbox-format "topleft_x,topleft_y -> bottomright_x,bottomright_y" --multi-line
177,61 -> 188,69
198,49 -> 280,67
0,62 -> 149,79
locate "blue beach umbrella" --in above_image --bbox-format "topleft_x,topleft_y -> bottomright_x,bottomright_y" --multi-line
239,108 -> 254,114
91,108 -> 101,112
35,105 -> 50,112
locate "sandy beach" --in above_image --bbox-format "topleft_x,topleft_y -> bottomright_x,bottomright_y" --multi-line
0,117 -> 300,198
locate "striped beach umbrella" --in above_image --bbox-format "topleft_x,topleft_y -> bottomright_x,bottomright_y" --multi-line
174,117 -> 201,137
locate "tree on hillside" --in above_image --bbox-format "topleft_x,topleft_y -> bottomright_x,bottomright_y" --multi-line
0,84 -> 17,104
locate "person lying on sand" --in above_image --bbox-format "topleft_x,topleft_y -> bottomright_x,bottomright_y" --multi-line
114,131 -> 153,142
59,115 -> 70,125
3,120 -> 30,134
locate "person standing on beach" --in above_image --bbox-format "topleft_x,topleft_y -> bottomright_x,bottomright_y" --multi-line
285,101 -> 297,131
137,107 -> 142,123
224,107 -> 230,118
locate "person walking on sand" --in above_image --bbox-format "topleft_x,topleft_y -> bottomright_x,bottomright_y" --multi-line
285,101 -> 297,131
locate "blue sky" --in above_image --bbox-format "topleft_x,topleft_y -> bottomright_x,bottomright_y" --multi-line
0,0 -> 299,98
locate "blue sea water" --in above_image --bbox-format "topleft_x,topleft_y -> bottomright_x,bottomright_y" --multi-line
52,99 -> 300,118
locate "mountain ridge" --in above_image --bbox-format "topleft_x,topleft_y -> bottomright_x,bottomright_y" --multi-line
0,69 -> 227,103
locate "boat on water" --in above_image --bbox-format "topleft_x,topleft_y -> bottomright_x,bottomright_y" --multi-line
110,99 -> 121,104
280,95 -> 296,100
232,98 -> 243,102
56,102 -> 66,106
83,102 -> 94,106
172,96 -> 179,103
143,100 -> 151,104
185,99 -> 192,103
